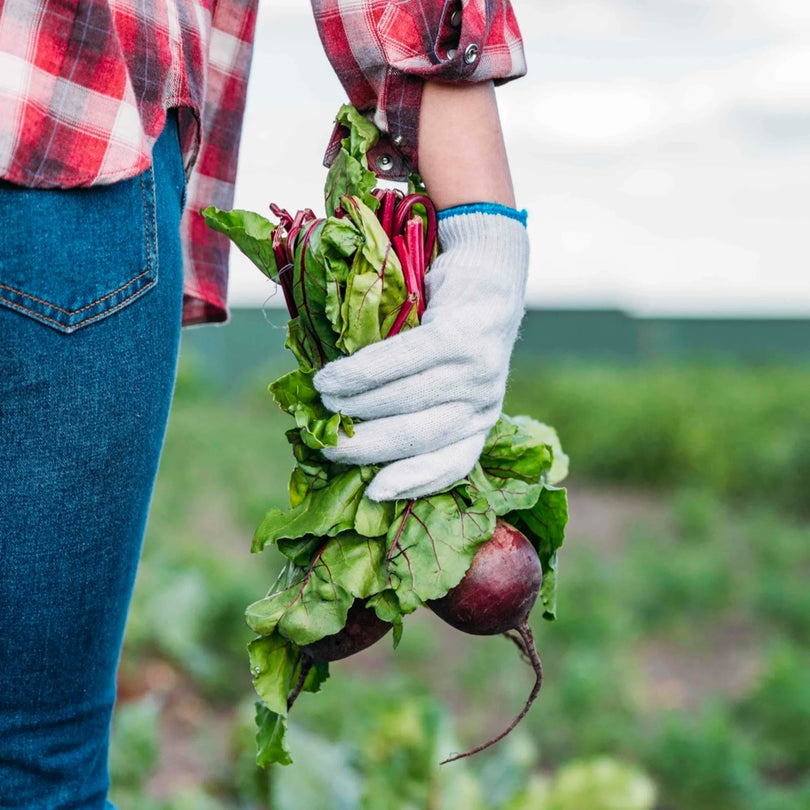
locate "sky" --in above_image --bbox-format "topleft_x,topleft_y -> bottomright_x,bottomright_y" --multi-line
227,0 -> 810,316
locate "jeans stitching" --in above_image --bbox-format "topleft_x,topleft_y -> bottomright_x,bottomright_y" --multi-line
0,167 -> 159,331
144,164 -> 158,282
0,285 -> 155,330
0,268 -> 153,316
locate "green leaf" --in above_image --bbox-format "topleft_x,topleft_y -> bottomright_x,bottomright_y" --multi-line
288,465 -> 311,509
201,207 -> 278,280
247,571 -> 351,645
354,495 -> 396,538
340,412 -> 355,438
481,415 -> 555,482
338,262 -> 384,354
467,462 -> 546,518
253,466 -> 367,552
321,532 -> 388,599
385,494 -> 496,612
365,590 -> 401,624
321,216 -> 362,263
247,531 -> 387,644
248,633 -> 300,716
466,414 -> 562,518
291,224 -> 344,368
323,266 -> 344,337
303,661 -> 330,694
510,486 -> 569,619
284,316 -> 320,374
518,486 -> 568,555
276,536 -> 323,567
324,105 -> 380,217
510,415 -> 570,485
269,369 -> 351,450
271,369 -> 320,413
339,105 -> 380,161
365,591 -> 404,647
255,703 -> 292,767
339,196 -> 414,346
297,411 -> 342,451
250,634 -> 332,767
539,551 -> 559,622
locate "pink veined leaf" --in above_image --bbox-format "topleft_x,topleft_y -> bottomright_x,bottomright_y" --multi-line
382,494 -> 496,612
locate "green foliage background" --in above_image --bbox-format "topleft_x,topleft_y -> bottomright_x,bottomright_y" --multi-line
112,345 -> 810,809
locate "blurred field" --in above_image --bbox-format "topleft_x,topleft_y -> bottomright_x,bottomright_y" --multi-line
112,352 -> 810,810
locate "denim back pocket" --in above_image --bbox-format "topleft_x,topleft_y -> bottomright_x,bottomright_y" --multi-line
0,166 -> 158,333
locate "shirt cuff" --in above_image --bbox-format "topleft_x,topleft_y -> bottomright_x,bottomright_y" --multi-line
317,0 -> 526,177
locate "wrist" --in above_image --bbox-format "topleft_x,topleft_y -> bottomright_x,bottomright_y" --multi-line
418,81 -> 516,210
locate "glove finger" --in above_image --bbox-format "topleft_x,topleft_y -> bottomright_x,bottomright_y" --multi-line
321,402 -> 498,466
314,322 -> 464,398
366,433 -> 488,502
321,362 -> 499,420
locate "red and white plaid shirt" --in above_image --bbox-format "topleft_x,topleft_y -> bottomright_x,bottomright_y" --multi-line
0,0 -> 525,325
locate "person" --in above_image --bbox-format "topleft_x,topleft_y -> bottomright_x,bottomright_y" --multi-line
0,0 -> 528,806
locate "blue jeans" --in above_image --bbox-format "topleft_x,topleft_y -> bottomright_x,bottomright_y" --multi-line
0,112 -> 186,808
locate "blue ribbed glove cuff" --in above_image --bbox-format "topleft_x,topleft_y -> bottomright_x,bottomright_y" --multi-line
437,202 -> 528,227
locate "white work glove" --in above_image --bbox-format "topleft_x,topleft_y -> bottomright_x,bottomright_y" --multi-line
313,205 -> 529,501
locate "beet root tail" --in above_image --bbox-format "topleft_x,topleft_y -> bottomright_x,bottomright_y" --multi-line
286,657 -> 313,712
441,619 -> 543,765
502,628 -> 531,663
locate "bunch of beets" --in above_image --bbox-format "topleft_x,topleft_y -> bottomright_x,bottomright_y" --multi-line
204,105 -> 568,766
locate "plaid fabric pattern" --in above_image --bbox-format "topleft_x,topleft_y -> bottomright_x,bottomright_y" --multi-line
313,0 -> 526,170
0,0 -> 524,325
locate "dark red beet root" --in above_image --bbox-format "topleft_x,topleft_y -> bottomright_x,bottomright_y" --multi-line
287,602 -> 392,711
427,520 -> 545,764
429,520 -> 542,635
300,601 -> 392,662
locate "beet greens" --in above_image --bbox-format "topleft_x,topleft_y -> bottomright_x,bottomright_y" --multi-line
203,104 -> 569,767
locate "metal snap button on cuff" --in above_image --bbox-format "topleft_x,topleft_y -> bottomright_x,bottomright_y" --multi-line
464,43 -> 479,64
376,154 -> 394,171
450,9 -> 462,26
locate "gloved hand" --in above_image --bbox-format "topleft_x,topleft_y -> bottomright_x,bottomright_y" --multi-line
313,204 -> 529,501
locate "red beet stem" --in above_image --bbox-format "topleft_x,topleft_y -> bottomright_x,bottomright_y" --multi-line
277,263 -> 298,319
441,619 -> 543,765
392,233 -> 419,298
393,193 -> 437,261
406,217 -> 426,318
379,190 -> 398,237
392,193 -> 427,235
270,202 -> 293,230
388,298 -> 415,337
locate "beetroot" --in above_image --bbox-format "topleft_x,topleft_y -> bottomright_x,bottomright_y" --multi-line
287,601 -> 391,710
430,520 -> 542,635
301,601 -> 392,662
428,520 -> 544,763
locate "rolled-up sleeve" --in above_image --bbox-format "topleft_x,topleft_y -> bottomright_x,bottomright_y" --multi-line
311,0 -> 526,174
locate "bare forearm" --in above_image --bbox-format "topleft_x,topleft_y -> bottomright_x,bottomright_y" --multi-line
417,80 -> 516,211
